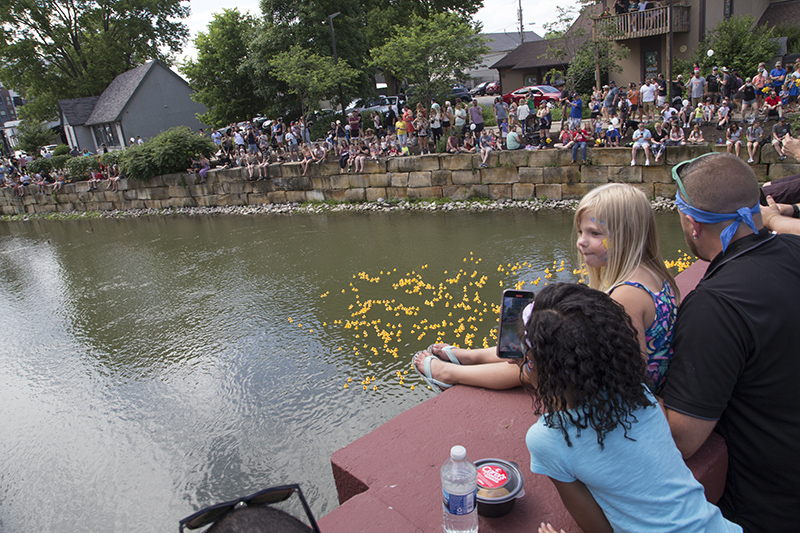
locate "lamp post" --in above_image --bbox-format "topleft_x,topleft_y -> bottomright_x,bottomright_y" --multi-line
328,12 -> 347,125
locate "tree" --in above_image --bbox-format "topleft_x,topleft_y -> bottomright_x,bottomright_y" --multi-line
16,120 -> 55,158
268,47 -> 359,119
677,15 -> 778,78
370,13 -> 489,106
181,9 -> 267,127
0,0 -> 189,122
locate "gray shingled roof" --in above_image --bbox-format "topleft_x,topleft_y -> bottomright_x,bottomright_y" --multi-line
482,32 -> 542,53
757,0 -> 800,29
58,96 -> 101,126
85,61 -> 156,125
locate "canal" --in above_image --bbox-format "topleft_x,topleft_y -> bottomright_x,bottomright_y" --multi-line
0,209 -> 688,531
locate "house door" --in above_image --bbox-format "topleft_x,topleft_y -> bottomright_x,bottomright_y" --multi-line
641,37 -> 661,80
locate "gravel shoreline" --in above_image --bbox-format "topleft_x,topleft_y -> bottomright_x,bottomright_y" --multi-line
1,196 -> 678,221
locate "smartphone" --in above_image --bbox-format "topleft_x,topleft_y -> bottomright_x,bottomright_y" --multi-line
497,289 -> 534,359
759,188 -> 768,207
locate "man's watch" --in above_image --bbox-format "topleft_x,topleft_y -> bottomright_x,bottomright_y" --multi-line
792,204 -> 800,219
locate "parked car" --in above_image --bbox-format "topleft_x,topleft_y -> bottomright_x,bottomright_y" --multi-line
346,95 -> 400,116
450,83 -> 473,102
485,81 -> 500,95
502,85 -> 561,106
470,81 -> 491,96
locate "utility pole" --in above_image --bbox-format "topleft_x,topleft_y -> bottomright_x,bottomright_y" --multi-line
328,12 -> 346,125
518,0 -> 524,45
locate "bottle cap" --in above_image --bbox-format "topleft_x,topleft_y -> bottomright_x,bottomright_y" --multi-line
450,445 -> 467,460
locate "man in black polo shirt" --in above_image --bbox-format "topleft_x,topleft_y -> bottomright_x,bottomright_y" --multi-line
663,153 -> 800,532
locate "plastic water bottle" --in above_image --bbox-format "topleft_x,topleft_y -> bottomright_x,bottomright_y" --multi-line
441,445 -> 479,533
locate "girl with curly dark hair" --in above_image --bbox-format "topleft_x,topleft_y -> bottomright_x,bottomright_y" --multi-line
525,283 -> 740,533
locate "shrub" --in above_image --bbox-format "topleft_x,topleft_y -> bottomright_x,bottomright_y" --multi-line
101,151 -> 121,168
52,144 -> 70,156
66,154 -> 100,181
27,158 -> 52,175
49,155 -> 71,173
117,126 -> 215,181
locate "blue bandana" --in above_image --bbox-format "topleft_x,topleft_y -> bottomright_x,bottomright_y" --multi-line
675,190 -> 759,253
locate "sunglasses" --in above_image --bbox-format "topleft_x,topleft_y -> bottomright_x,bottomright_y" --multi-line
671,152 -> 718,207
179,484 -> 320,533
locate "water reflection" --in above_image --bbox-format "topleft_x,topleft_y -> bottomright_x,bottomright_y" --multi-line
0,211 -> 687,531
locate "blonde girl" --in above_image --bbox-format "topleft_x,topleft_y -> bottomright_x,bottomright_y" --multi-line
413,183 -> 680,393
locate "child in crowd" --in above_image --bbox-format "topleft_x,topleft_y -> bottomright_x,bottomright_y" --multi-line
413,183 -> 680,394
479,130 -> 492,167
300,143 -> 314,176
525,284 -> 742,533
606,123 -> 620,147
726,122 -> 743,157
388,136 -> 399,157
246,150 -> 259,179
703,99 -> 716,125
462,131 -> 476,153
717,99 -> 731,129
688,124 -> 705,145
499,119 -> 509,148
746,120 -> 764,163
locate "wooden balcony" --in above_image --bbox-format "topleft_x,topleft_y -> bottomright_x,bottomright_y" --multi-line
592,5 -> 690,40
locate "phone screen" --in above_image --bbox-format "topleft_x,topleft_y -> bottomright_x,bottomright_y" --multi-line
497,289 -> 534,359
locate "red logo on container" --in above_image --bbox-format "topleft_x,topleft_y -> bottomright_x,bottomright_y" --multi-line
477,465 -> 508,489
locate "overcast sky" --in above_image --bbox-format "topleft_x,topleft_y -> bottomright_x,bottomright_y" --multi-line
178,0 -> 561,62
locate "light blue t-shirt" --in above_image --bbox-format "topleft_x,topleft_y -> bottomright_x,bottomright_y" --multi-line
526,389 -> 741,532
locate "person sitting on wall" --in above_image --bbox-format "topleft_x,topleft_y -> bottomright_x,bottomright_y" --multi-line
506,125 -> 522,150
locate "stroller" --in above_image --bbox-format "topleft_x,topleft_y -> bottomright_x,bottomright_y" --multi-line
524,115 -> 542,147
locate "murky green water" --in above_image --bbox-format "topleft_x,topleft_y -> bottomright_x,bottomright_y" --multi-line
0,210 -> 688,531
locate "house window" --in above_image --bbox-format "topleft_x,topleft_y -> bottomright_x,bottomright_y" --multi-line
724,0 -> 733,19
0,110 -> 6,116
92,123 -> 120,148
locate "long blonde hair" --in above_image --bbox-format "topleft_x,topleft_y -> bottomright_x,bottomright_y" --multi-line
575,183 -> 679,300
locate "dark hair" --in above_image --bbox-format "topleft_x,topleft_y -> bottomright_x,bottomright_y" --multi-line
521,283 -> 650,448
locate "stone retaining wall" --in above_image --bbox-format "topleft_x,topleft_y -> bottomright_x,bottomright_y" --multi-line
2,145 -> 797,215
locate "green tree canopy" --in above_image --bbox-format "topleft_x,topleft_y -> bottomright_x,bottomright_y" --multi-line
181,9 -> 266,127
0,0 -> 189,122
370,12 -> 489,106
268,46 -> 359,118
16,120 -> 56,158
678,15 -> 778,78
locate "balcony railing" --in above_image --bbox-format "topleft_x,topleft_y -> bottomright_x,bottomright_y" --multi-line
593,5 -> 690,40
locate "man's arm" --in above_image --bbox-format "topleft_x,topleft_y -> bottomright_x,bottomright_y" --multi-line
761,195 -> 800,235
664,409 -> 717,459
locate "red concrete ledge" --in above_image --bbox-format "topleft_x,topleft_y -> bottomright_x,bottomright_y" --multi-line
320,260 -> 722,532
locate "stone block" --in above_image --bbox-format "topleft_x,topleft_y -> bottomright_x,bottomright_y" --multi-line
481,167 -> 517,184
113,200 -> 145,210
56,203 -> 76,212
141,175 -> 165,188
249,180 -> 275,193
526,150 -> 558,167
608,166 -> 643,183
544,166 -> 580,184
137,187 -> 169,200
561,183 -> 596,198
363,159 -> 386,174
221,181 -> 253,195
35,204 -> 57,213
391,173 -> 410,187
289,176 -> 313,190
167,185 -> 191,198
654,183 -> 677,198
285,191 -> 308,203
415,155 -> 441,171
431,170 -> 450,187
451,169 -> 480,185
267,163 -> 283,179
408,172 -> 432,188
643,166 -> 671,183
344,188 -> 366,202
306,191 -> 325,202
512,183 -> 536,199
217,193 -> 248,206
116,178 -> 129,191
442,185 -> 469,199
268,191 -> 288,203
518,167 -> 544,184
591,148 -> 634,166
555,150 -> 577,167
165,197 -> 198,208
386,157 -> 416,173
488,184 -> 513,199
1,205 -> 23,215
767,163 -> 800,181
407,186 -> 442,199
386,187 -> 408,199
345,175 -> 367,188
366,188 -> 388,202
248,193 -> 272,205
321,162 -> 340,176
324,190 -> 348,202
190,195 -> 216,207
368,174 -> 391,187
579,166 -> 607,184
664,145 -> 712,165
142,200 -> 164,209
750,164 -> 768,182
330,175 -> 350,190
629,183 -> 655,198
280,163 -> 304,177
440,154 -> 473,170
535,184 -> 562,200
161,173 -> 183,187
310,176 -> 330,190
506,150 -> 530,167
22,194 -> 38,206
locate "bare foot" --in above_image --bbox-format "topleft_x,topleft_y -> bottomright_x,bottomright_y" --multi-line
413,350 -> 450,383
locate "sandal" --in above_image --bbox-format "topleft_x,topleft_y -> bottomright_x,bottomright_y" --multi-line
412,353 -> 453,393
427,344 -> 461,365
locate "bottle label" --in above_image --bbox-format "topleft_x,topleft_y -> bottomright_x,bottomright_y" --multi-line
477,464 -> 508,489
443,488 -> 476,515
